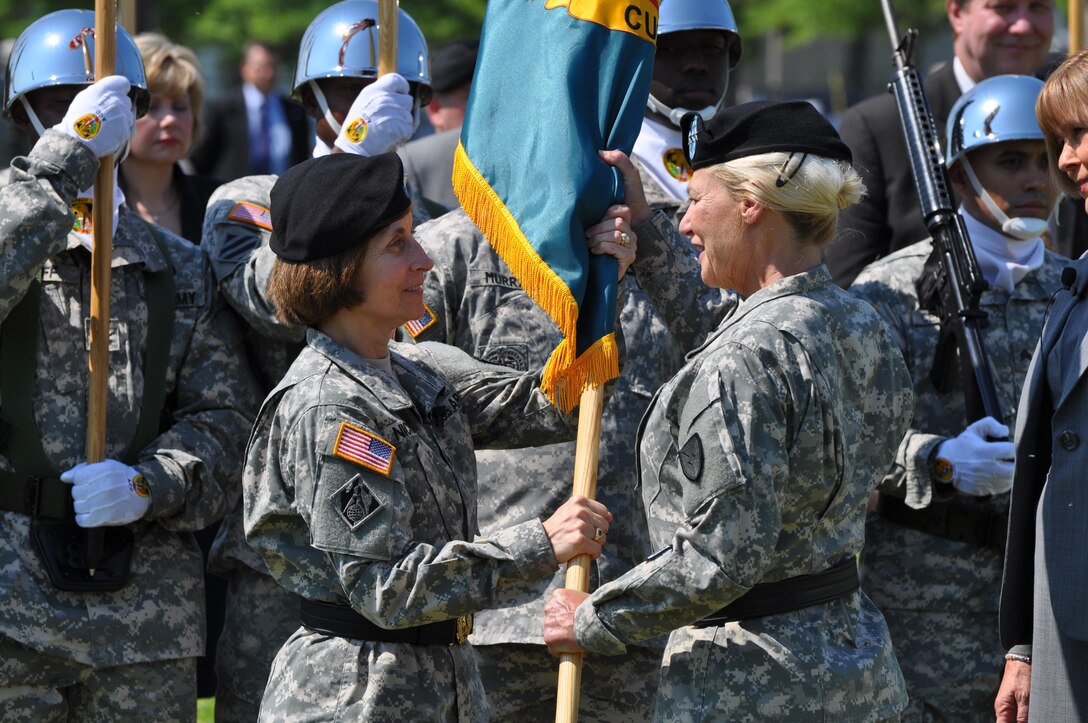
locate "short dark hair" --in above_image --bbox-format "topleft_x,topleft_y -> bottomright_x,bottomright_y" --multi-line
267,241 -> 369,326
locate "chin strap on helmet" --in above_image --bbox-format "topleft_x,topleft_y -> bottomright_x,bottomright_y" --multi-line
307,80 -> 342,137
646,94 -> 716,128
961,158 -> 1050,241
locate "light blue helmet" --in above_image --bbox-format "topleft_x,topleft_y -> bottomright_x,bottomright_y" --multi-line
3,9 -> 150,120
658,0 -> 742,68
292,0 -> 430,102
649,0 -> 742,126
946,74 -> 1052,241
945,74 -> 1045,168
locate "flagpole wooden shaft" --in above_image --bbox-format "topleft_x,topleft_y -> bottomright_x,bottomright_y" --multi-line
1071,0 -> 1083,55
555,384 -> 606,723
86,0 -> 117,575
378,0 -> 399,77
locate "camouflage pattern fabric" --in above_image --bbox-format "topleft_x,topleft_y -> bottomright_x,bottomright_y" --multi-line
244,331 -> 583,721
0,635 -> 196,721
212,565 -> 299,723
402,207 -> 682,716
574,214 -> 913,721
200,171 -> 444,716
475,643 -> 661,723
850,238 -> 1065,721
0,131 -> 260,668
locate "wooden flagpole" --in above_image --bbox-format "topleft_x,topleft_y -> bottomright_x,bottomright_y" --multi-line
1071,0 -> 1083,55
555,384 -> 606,723
85,0 -> 118,576
378,0 -> 399,77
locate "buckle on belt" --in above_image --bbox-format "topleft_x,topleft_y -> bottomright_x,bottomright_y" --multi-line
455,614 -> 473,645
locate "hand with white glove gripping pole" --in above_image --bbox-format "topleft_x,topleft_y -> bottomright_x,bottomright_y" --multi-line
334,73 -> 414,156
62,459 -> 151,527
52,75 -> 136,159
933,416 -> 1015,497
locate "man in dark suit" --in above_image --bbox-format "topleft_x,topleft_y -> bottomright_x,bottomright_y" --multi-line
189,41 -> 310,182
827,0 -> 1056,287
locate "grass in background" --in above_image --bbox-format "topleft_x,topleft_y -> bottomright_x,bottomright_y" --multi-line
198,698 -> 215,722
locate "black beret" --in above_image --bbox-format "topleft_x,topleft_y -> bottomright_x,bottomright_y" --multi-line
682,100 -> 852,170
430,38 -> 479,94
269,153 -> 411,263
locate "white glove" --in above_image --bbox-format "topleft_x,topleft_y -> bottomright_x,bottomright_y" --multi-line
333,73 -> 414,156
62,459 -> 151,527
934,416 -> 1015,496
52,75 -> 136,158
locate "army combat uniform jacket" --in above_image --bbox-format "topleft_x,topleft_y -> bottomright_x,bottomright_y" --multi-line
574,212 -> 913,721
0,131 -> 260,668
404,208 -> 683,649
850,238 -> 1064,719
244,331 -> 582,722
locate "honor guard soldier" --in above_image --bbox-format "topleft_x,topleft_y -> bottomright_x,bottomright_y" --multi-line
633,0 -> 741,224
0,9 -> 260,720
851,75 -> 1065,722
199,3 -> 434,719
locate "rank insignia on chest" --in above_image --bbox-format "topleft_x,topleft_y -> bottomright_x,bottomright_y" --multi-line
662,148 -> 692,182
333,421 -> 396,476
679,434 -> 703,481
403,301 -> 437,339
227,201 -> 273,231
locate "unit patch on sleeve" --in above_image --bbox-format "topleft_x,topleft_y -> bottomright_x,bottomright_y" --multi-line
336,476 -> 379,529
227,201 -> 273,231
679,433 -> 704,481
333,421 -> 396,475
403,302 -> 437,338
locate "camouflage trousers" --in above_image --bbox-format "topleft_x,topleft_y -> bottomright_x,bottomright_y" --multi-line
474,642 -> 662,723
882,609 -> 1003,722
213,565 -> 300,723
260,627 -> 489,722
0,634 -> 196,721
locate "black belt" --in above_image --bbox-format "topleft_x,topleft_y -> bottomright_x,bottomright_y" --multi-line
300,598 -> 473,645
0,472 -> 74,520
694,557 -> 860,626
877,493 -> 1007,553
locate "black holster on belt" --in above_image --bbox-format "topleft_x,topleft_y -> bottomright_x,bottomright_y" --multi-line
0,471 -> 133,592
300,598 -> 473,645
694,557 -> 860,626
877,492 -> 1007,553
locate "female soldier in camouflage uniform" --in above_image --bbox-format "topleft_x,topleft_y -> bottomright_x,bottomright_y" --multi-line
544,101 -> 915,721
243,152 -> 618,722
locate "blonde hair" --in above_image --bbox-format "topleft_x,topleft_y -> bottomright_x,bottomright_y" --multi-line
1037,48 -> 1088,198
705,152 -> 865,247
135,33 -> 205,136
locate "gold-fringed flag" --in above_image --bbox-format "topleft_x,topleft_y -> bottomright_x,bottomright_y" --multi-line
452,0 -> 657,411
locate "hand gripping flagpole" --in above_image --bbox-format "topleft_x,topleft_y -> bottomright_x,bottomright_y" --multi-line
85,0 -> 118,576
555,384 -> 606,723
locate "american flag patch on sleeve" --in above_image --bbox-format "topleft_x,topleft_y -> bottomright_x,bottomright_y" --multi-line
227,201 -> 273,231
333,422 -> 396,476
403,301 -> 437,338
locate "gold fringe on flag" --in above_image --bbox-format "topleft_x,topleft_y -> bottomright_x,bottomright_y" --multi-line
452,141 -> 619,412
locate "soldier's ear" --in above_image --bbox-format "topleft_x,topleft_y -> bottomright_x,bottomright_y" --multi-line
947,162 -> 969,195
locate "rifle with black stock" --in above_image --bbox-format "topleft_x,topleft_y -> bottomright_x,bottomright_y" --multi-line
880,0 -> 1005,426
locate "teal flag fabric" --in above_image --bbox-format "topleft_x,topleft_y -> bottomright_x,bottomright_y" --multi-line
453,0 -> 657,411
